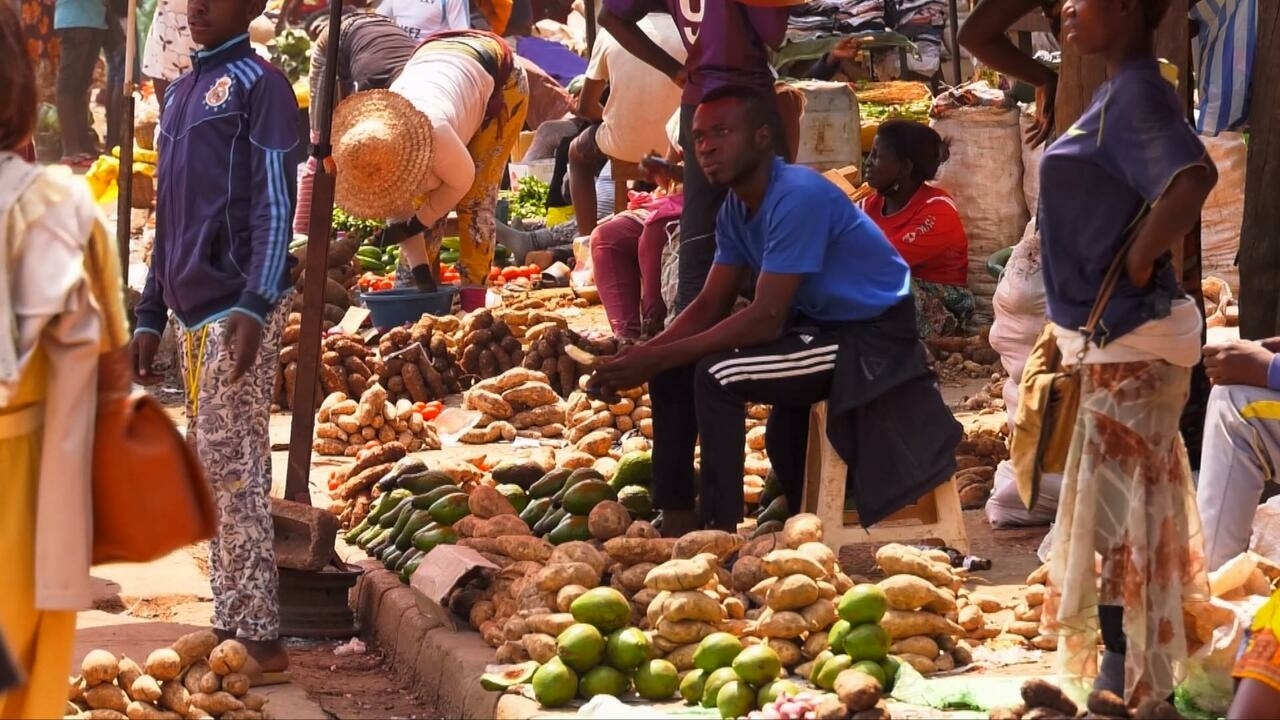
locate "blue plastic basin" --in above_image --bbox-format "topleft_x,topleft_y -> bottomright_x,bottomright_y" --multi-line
360,287 -> 457,329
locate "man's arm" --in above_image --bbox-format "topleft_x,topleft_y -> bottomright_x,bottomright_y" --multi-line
576,78 -> 606,121
239,72 -> 300,324
598,9 -> 685,82
647,270 -> 803,366
957,0 -> 1057,146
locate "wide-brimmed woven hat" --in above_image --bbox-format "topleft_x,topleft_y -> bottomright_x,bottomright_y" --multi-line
332,90 -> 435,221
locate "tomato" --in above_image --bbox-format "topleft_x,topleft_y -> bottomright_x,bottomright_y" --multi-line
421,406 -> 441,421
327,475 -> 341,491
373,278 -> 394,291
525,263 -> 541,275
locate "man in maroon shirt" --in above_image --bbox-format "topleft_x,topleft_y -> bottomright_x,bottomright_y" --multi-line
599,0 -> 789,315
599,0 -> 790,536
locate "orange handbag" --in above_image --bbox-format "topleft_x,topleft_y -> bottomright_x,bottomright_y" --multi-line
88,238 -> 217,565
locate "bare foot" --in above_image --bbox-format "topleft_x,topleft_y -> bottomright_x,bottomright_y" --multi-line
241,639 -> 290,674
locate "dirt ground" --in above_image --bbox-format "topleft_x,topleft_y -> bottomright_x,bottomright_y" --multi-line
287,641 -> 434,719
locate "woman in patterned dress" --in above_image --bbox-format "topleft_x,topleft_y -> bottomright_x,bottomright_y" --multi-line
966,0 -> 1218,707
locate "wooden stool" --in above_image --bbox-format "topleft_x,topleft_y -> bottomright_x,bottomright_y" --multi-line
801,402 -> 969,553
612,161 -> 645,214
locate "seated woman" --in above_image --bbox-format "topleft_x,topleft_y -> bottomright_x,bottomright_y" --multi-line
861,120 -> 974,338
589,111 -> 683,340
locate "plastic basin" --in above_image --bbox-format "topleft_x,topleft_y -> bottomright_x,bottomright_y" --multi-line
360,287 -> 457,329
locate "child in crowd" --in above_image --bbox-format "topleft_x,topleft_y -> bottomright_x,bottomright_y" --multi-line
130,0 -> 298,677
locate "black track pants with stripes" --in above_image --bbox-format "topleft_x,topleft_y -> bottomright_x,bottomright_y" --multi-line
649,329 -> 840,530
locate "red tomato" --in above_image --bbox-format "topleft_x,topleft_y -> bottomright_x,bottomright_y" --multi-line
421,406 -> 441,421
501,266 -> 521,281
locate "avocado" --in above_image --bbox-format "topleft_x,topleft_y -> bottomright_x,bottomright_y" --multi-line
617,485 -> 654,521
490,461 -> 547,490
528,468 -> 572,499
480,661 -> 540,691
378,495 -> 416,528
534,507 -> 569,536
519,497 -> 554,527
412,484 -> 463,510
553,470 -> 602,504
343,517 -> 371,544
412,525 -> 458,553
377,457 -> 428,493
609,451 -> 653,491
562,480 -> 617,516
757,496 -> 788,524
427,493 -> 471,526
398,470 -> 456,494
495,484 -> 530,513
394,510 -> 435,551
547,515 -> 593,545
367,488 -> 411,524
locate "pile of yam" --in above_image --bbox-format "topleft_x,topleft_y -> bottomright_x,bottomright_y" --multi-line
375,318 -> 464,404
563,386 -> 653,457
520,325 -> 617,397
459,368 -> 565,443
870,543 -> 970,674
313,382 -> 441,457
456,310 -> 524,380
65,633 -> 268,720
952,427 -> 1010,509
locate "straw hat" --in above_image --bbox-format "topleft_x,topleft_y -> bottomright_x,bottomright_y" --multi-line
332,90 -> 435,221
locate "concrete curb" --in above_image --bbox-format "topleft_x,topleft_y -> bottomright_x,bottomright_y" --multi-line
348,558 -> 512,719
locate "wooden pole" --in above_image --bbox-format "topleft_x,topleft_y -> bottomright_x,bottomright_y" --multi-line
283,0 -> 344,504
116,0 -> 138,285
1239,2 -> 1280,340
585,0 -> 597,51
947,0 -> 962,85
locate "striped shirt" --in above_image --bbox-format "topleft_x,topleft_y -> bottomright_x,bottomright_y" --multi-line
135,34 -> 299,335
1191,0 -> 1255,136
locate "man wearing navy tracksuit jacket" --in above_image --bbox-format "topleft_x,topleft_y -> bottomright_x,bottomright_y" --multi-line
130,20 -> 298,672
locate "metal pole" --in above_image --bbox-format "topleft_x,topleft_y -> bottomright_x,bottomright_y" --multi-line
284,0 -> 344,504
116,0 -> 138,287
947,0 -> 962,85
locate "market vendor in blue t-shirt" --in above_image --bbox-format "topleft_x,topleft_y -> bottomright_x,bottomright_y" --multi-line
592,85 -> 961,535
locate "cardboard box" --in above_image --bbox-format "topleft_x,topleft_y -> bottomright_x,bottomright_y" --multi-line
409,545 -> 500,630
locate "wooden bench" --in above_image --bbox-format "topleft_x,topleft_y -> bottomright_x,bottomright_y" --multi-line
801,402 -> 969,553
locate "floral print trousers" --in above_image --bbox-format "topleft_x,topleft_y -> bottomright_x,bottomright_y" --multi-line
178,302 -> 289,641
1043,360 -> 1209,704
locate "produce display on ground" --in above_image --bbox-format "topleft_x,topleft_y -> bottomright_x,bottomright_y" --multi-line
65,633 -> 269,719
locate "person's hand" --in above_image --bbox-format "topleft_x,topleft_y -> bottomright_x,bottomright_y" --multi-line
1125,251 -> 1154,289
670,67 -> 688,89
829,36 -> 861,61
224,312 -> 264,382
640,154 -> 677,187
593,344 -> 665,397
1025,73 -> 1058,149
1204,341 -> 1275,388
130,332 -> 163,386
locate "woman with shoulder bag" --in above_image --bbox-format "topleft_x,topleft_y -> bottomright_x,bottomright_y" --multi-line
0,5 -> 130,717
964,0 -> 1216,707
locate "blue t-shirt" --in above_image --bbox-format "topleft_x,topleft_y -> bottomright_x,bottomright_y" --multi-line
54,0 -> 108,30
713,158 -> 911,323
1038,59 -> 1207,343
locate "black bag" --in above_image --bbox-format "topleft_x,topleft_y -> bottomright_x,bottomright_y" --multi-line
0,632 -> 21,693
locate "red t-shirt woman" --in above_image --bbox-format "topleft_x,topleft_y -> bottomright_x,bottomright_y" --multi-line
861,120 -> 974,337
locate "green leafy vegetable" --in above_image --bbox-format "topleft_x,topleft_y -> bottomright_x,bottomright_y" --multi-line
333,207 -> 385,243
501,177 -> 550,221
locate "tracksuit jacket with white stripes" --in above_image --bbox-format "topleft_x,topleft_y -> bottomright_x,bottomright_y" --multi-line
136,34 -> 299,335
